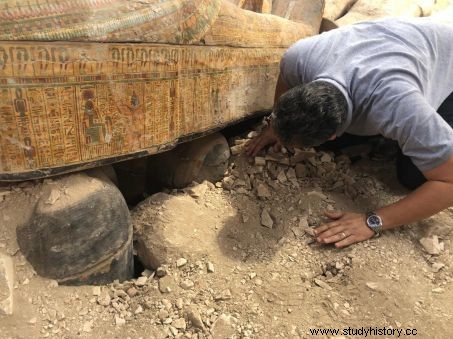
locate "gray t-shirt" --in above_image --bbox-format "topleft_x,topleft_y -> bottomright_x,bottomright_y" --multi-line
280,17 -> 453,172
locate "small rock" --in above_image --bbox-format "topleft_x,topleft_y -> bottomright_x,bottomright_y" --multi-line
92,286 -> 101,296
256,183 -> 271,199
176,258 -> 188,268
158,276 -> 173,293
28,317 -> 37,324
314,278 -> 332,290
82,321 -> 93,333
255,157 -> 266,166
135,276 -> 148,286
135,305 -> 143,314
142,269 -> 154,277
230,145 -> 243,156
366,282 -> 380,291
277,170 -> 287,183
286,168 -> 296,180
156,266 -> 167,278
45,189 -> 61,205
97,292 -> 111,306
48,280 -> 58,288
210,314 -> 236,338
222,177 -> 235,191
173,318 -> 187,330
180,279 -> 194,290
127,287 -> 138,297
115,316 -> 126,326
431,262 -> 445,272
247,131 -> 259,139
419,235 -> 444,255
320,152 -> 333,163
185,306 -> 205,330
0,254 -> 14,315
185,182 -> 208,199
158,309 -> 169,321
260,209 -> 274,228
215,289 -> 232,301
207,262 -> 215,273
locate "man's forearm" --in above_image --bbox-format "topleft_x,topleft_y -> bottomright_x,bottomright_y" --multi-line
377,180 -> 453,230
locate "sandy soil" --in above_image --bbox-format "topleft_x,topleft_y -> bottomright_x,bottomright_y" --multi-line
0,124 -> 452,339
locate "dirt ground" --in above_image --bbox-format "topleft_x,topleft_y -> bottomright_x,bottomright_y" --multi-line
0,123 -> 452,339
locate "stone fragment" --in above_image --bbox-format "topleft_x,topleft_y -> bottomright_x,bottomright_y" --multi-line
115,316 -> 126,326
180,279 -> 194,290
247,131 -> 259,139
365,282 -> 380,291
82,321 -> 93,333
185,306 -> 206,330
0,254 -> 14,315
431,262 -> 445,272
215,289 -> 232,301
256,183 -> 271,199
295,164 -> 307,178
207,262 -> 215,273
290,148 -> 316,164
45,189 -> 61,205
230,145 -> 243,156
255,157 -> 266,166
320,152 -> 333,163
156,266 -> 167,277
314,278 -> 332,290
97,291 -> 111,306
277,170 -> 287,183
176,258 -> 188,268
135,305 -> 143,314
158,277 -> 173,294
127,287 -> 138,297
210,314 -> 236,338
286,168 -> 297,180
158,309 -> 169,321
185,181 -> 209,199
173,318 -> 187,330
135,276 -> 148,286
419,235 -> 444,255
92,286 -> 101,296
222,177 -> 235,191
260,209 -> 274,228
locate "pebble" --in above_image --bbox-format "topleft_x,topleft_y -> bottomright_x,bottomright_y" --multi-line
97,292 -> 111,306
135,276 -> 148,286
176,258 -> 188,268
207,262 -> 215,273
260,209 -> 274,228
314,278 -> 332,290
173,318 -> 187,330
256,183 -> 271,199
115,316 -> 126,326
365,282 -> 380,291
158,276 -> 173,293
185,306 -> 205,330
156,266 -> 167,277
180,279 -> 194,290
215,289 -> 232,301
92,286 -> 101,296
419,235 -> 444,255
158,309 -> 169,321
127,287 -> 138,297
135,305 -> 143,314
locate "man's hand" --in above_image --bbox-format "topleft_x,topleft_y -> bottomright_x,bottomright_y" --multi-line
314,211 -> 375,248
245,126 -> 281,157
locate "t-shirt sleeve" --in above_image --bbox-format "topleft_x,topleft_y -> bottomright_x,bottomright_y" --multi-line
372,90 -> 453,172
279,40 -> 305,88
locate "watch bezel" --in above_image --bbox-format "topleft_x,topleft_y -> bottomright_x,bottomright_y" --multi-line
366,212 -> 383,234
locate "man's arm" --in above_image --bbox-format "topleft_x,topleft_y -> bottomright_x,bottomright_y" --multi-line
245,74 -> 290,156
314,157 -> 453,247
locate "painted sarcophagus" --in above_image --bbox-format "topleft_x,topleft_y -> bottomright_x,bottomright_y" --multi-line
0,0 -> 323,180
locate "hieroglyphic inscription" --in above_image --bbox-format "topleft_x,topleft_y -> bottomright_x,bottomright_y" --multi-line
0,42 -> 282,178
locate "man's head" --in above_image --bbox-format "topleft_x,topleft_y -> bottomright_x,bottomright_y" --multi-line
273,81 -> 347,148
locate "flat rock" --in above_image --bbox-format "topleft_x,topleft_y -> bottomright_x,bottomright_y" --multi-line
0,254 -> 14,315
180,279 -> 194,290
419,235 -> 444,255
255,157 -> 266,166
176,258 -> 187,268
135,276 -> 148,286
185,306 -> 206,330
260,209 -> 274,228
210,314 -> 236,338
158,276 -> 174,293
366,282 -> 380,291
277,170 -> 287,183
314,278 -> 332,290
173,318 -> 186,330
256,183 -> 271,199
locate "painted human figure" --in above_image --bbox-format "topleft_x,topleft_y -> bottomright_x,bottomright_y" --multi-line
23,137 -> 36,168
14,88 -> 28,119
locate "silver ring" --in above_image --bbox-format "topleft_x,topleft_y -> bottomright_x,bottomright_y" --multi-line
341,232 -> 347,239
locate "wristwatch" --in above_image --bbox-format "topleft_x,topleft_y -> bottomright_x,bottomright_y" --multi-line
366,211 -> 383,235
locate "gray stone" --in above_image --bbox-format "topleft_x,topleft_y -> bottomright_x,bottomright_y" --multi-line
260,209 -> 274,228
210,314 -> 236,338
0,254 -> 14,315
256,183 -> 271,199
185,306 -> 206,330
419,235 -> 444,255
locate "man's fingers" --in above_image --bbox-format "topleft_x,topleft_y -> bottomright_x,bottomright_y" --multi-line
335,235 -> 356,248
316,225 -> 346,241
313,222 -> 339,235
319,229 -> 349,244
325,210 -> 345,220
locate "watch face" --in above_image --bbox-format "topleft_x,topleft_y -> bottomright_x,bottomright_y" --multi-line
367,215 -> 381,228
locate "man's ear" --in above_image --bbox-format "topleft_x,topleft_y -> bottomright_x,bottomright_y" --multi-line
328,135 -> 336,141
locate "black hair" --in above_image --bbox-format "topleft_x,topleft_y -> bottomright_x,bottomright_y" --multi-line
273,81 -> 347,147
